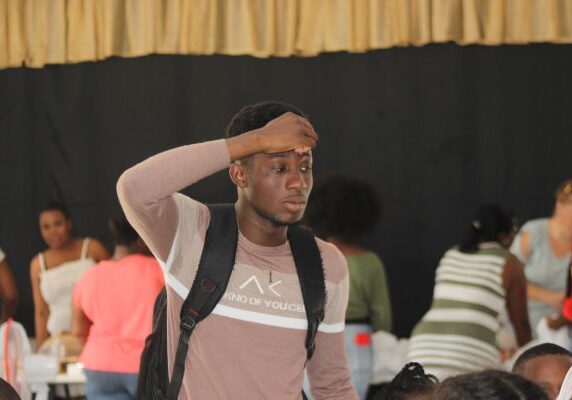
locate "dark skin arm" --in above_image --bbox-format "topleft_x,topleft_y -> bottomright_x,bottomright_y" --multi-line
87,239 -> 110,262
71,302 -> 92,343
502,254 -> 532,347
547,313 -> 568,329
0,258 -> 18,321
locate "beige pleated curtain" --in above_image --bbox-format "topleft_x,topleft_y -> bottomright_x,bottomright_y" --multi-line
1,0 -> 572,70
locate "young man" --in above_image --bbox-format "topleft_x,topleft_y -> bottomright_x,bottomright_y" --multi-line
512,343 -> 572,399
117,101 -> 358,399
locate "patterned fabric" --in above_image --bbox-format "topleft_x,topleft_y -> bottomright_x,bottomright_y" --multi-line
407,244 -> 508,379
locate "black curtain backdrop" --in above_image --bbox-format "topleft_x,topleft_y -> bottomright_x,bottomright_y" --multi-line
1,43 -> 571,338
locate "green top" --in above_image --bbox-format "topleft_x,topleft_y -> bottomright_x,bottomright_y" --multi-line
345,251 -> 392,332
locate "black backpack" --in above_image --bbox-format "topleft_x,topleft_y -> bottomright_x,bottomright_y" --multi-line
136,204 -> 326,400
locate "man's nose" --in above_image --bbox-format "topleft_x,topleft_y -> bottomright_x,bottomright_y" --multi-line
287,169 -> 308,190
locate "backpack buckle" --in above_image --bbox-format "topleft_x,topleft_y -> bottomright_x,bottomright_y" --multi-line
180,316 -> 197,332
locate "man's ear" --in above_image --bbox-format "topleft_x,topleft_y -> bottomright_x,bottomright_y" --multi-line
229,162 -> 248,188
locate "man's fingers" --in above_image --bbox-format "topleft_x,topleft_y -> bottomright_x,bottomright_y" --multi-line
298,117 -> 318,140
304,136 -> 317,149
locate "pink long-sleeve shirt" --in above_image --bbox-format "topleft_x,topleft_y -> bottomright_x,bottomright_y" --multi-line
117,139 -> 358,400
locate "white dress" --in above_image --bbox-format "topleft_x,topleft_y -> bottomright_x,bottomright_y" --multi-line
39,238 -> 95,335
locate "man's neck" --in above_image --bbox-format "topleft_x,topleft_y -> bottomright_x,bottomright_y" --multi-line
236,203 -> 288,247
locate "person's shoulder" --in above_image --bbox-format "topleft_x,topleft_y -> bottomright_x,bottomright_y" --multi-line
359,251 -> 387,275
128,254 -> 161,269
362,250 -> 384,265
29,253 -> 41,271
520,218 -> 547,232
315,238 -> 348,284
82,237 -> 109,262
173,193 -> 211,229
83,259 -> 113,277
173,193 -> 209,212
504,252 -> 524,270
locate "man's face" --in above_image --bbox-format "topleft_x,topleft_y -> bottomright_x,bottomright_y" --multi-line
520,355 -> 572,399
241,150 -> 313,226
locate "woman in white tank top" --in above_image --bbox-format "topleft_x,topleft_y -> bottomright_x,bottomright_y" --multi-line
29,202 -> 109,348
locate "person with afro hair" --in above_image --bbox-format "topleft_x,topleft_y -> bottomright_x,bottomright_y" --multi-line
304,174 -> 392,399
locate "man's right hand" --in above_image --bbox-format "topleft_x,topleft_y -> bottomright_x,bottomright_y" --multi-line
257,112 -> 318,154
226,112 -> 318,161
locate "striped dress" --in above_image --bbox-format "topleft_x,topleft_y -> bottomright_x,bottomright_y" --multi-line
407,243 -> 508,379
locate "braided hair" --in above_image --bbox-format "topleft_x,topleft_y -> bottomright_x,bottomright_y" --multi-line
374,362 -> 438,400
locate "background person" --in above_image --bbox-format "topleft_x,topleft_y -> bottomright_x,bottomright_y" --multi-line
72,214 -> 164,400
0,247 -> 18,322
511,179 -> 572,334
512,342 -> 572,400
407,204 -> 531,379
29,201 -> 109,347
304,174 -> 392,399
373,362 -> 437,400
0,377 -> 21,400
433,370 -> 549,400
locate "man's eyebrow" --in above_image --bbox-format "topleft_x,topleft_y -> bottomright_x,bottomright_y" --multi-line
265,152 -> 311,158
266,152 -> 288,159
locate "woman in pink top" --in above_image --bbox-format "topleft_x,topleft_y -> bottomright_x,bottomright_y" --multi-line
72,215 -> 164,400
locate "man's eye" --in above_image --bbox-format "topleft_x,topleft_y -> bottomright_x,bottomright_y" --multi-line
300,166 -> 312,173
273,167 -> 286,173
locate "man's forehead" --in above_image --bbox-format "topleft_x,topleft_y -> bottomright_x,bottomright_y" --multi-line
264,150 -> 312,160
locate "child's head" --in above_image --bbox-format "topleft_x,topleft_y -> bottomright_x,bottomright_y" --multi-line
512,343 -> 572,399
433,370 -> 549,400
374,362 -> 438,400
0,378 -> 21,400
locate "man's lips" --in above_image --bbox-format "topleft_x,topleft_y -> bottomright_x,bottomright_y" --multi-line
283,199 -> 306,212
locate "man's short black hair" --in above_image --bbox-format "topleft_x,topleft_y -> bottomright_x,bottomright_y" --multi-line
513,343 -> 572,373
304,174 -> 382,244
0,378 -> 21,400
225,101 -> 308,138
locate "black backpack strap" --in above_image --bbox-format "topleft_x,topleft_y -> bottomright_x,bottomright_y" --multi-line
288,224 -> 325,359
166,204 -> 238,400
